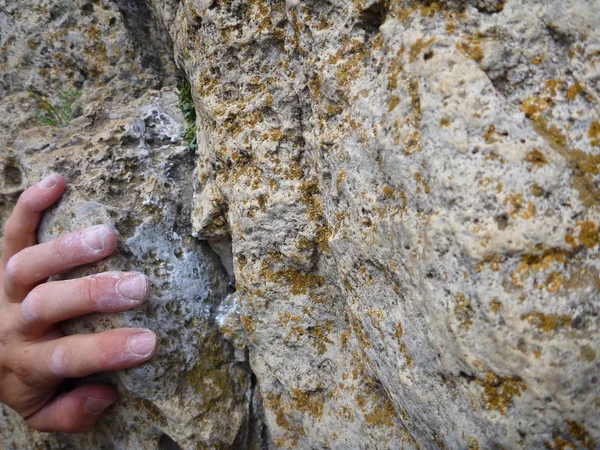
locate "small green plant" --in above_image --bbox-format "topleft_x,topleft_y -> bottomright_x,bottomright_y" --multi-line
32,89 -> 82,127
179,80 -> 198,150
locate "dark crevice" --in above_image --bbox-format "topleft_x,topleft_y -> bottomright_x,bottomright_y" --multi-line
356,1 -> 388,35
159,434 -> 183,450
111,0 -> 177,91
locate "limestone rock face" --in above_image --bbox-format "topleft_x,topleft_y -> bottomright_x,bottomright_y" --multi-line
1,0 -> 600,449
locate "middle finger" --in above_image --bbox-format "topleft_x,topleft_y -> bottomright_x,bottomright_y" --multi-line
17,272 -> 151,336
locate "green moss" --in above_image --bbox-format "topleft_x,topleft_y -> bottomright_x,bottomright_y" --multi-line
30,89 -> 81,127
179,80 -> 198,150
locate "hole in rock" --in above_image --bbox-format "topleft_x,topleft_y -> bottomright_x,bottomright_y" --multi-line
81,3 -> 94,16
357,1 -> 388,34
159,434 -> 183,450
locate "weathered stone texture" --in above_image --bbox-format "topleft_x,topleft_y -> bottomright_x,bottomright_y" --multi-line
1,0 -> 600,449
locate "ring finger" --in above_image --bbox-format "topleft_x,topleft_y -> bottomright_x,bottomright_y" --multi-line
27,328 -> 158,382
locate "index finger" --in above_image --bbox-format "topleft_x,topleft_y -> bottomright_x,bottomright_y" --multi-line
1,173 -> 66,271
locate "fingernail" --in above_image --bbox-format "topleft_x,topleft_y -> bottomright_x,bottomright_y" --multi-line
127,331 -> 157,357
116,274 -> 149,302
84,397 -> 116,414
82,225 -> 110,251
38,173 -> 57,189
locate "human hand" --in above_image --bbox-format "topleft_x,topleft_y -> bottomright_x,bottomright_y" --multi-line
0,173 -> 157,432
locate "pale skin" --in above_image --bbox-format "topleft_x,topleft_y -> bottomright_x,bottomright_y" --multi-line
0,173 -> 157,432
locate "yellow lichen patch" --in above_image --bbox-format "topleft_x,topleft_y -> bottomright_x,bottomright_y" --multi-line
388,95 -> 400,111
130,397 -> 169,428
240,314 -> 257,333
545,421 -> 597,450
566,82 -> 583,101
578,345 -> 596,363
296,238 -> 313,251
382,186 -> 395,199
261,263 -> 325,296
433,432 -> 446,449
475,253 -> 504,272
511,248 -> 567,288
262,129 -> 285,141
454,293 -> 474,331
478,372 -> 526,415
468,436 -> 480,450
394,322 -> 413,368
363,400 -> 396,427
291,388 -> 327,420
298,180 -> 324,221
277,311 -> 293,328
316,224 -> 332,252
545,271 -> 563,293
504,193 -> 536,220
489,299 -> 503,313
521,312 -> 572,332
577,221 -> 599,248
456,36 -> 484,62
521,97 -> 549,120
409,37 -> 435,63
310,322 -> 334,354
269,178 -> 279,191
483,124 -> 497,142
264,394 -> 293,431
525,149 -> 548,167
330,39 -> 370,90
544,437 -> 577,450
530,53 -> 545,65
567,420 -> 597,450
526,114 -> 599,206
440,117 -> 451,127
308,74 -> 322,101
590,121 -> 600,147
351,315 -> 372,350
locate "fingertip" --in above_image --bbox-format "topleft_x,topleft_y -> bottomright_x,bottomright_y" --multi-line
127,330 -> 158,359
26,384 -> 118,433
81,225 -> 117,255
20,172 -> 66,212
102,225 -> 118,254
82,385 -> 118,415
38,172 -> 66,191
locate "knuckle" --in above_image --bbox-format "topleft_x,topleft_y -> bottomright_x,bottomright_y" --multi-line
48,345 -> 68,378
5,254 -> 25,286
16,189 -> 42,212
6,350 -> 36,385
84,276 -> 99,307
21,288 -> 43,323
55,233 -> 71,262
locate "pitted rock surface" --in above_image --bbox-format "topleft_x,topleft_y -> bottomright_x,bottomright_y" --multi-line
1,0 -> 599,449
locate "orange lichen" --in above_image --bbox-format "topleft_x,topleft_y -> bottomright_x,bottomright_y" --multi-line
478,372 -> 526,415
394,322 -> 413,368
545,271 -> 563,293
588,121 -> 599,147
577,221 -> 599,248
456,36 -> 484,62
489,299 -> 503,313
409,37 -> 435,63
454,293 -> 474,331
521,97 -> 549,120
525,149 -> 548,167
521,312 -> 572,332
